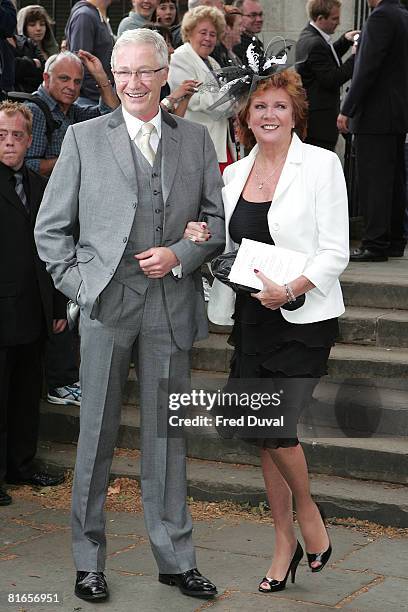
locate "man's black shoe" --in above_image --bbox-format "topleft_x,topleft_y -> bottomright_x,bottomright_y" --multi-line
75,571 -> 109,601
158,568 -> 217,598
350,248 -> 388,262
0,486 -> 12,506
6,472 -> 65,487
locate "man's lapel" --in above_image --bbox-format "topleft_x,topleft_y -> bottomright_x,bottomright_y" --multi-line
26,167 -> 47,225
106,106 -> 138,196
0,165 -> 29,219
307,23 -> 340,66
161,110 -> 180,204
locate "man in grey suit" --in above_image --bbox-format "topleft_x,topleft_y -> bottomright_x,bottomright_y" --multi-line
35,28 -> 224,603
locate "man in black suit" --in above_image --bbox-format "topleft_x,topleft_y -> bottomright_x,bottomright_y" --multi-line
338,0 -> 408,261
0,101 -> 66,506
296,0 -> 357,151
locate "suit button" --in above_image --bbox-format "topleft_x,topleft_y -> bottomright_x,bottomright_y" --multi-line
132,202 -> 137,209
123,237 -> 127,243
152,172 -> 158,178
153,190 -> 160,195
110,268 -> 114,275
156,226 -> 162,232
155,208 -> 161,214
272,223 -> 280,231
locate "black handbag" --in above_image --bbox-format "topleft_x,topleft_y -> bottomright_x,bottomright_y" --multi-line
211,250 -> 305,311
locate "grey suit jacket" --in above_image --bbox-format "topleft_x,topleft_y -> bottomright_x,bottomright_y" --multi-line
34,107 -> 225,350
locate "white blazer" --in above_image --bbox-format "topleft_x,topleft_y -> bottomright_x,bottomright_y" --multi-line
168,42 -> 230,163
208,134 -> 350,326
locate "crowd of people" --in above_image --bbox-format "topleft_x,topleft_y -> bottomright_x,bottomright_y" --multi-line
1,0 -> 408,605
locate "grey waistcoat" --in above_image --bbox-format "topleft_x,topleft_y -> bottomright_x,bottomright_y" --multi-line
113,139 -> 164,294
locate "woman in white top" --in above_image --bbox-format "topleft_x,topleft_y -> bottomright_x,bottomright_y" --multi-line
168,6 -> 234,173
185,66 -> 349,595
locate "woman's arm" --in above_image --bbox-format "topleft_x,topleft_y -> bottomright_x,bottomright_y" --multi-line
252,271 -> 315,310
162,79 -> 201,117
253,151 -> 349,310
168,51 -> 220,116
301,153 -> 350,296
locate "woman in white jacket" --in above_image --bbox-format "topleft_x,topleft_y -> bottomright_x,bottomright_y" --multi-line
185,69 -> 349,594
168,6 -> 233,172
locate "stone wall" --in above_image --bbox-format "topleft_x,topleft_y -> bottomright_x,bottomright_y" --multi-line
260,0 -> 355,43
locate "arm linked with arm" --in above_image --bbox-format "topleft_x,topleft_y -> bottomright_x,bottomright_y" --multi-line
168,126 -> 225,276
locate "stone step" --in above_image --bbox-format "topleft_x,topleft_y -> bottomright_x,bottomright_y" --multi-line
48,368 -> 408,437
304,379 -> 408,437
192,333 -> 408,378
340,258 -> 408,310
338,306 -> 408,347
210,306 -> 408,348
39,398 -> 408,485
41,376 -> 408,438
36,440 -> 408,527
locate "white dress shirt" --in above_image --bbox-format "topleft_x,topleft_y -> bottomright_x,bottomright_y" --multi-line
122,105 -> 162,151
310,21 -> 341,67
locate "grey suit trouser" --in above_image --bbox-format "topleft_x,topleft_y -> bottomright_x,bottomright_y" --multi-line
72,280 -> 196,573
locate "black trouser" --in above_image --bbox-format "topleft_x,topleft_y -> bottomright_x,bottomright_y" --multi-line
355,133 -> 407,254
44,325 -> 79,390
0,339 -> 43,483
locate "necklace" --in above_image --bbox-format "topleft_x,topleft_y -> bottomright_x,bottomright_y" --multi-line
253,154 -> 286,190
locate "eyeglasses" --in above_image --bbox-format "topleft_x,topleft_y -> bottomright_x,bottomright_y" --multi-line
244,12 -> 263,18
113,67 -> 166,83
0,130 -> 26,142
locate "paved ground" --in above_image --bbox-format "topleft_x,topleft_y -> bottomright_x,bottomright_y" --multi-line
1,497 -> 408,612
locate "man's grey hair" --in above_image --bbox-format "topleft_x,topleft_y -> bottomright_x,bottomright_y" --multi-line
188,0 -> 202,8
111,29 -> 169,70
44,51 -> 84,75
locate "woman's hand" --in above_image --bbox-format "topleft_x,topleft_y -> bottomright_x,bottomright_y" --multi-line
53,319 -> 67,334
183,221 -> 211,243
171,79 -> 202,102
251,270 -> 287,309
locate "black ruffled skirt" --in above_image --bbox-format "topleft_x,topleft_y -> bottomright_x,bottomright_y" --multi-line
225,293 -> 338,449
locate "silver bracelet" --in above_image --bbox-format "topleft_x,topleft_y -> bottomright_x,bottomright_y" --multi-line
284,283 -> 296,303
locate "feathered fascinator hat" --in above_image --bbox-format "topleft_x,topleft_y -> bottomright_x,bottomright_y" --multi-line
203,37 -> 304,117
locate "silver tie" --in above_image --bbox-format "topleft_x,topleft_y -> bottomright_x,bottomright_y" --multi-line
136,122 -> 156,166
14,171 -> 28,212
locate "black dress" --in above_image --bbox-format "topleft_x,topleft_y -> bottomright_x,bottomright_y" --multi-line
226,195 -> 339,448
